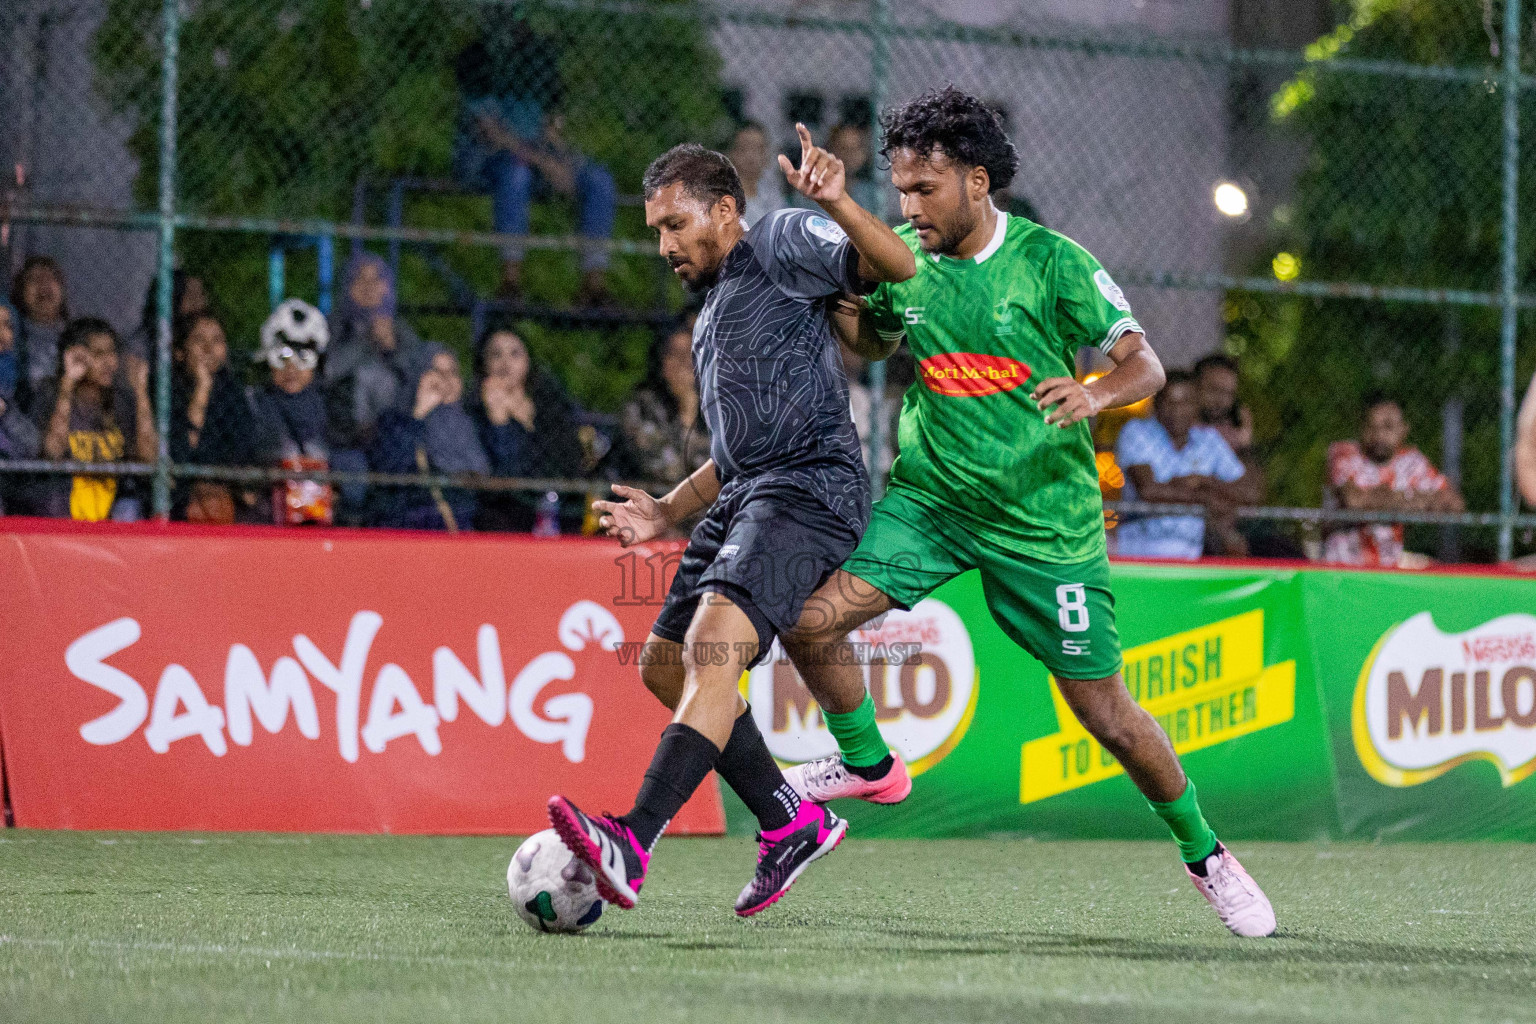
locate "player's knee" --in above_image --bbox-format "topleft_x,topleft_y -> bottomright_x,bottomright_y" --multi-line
638,654 -> 684,710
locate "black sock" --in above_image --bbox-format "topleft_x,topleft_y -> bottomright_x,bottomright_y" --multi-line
621,723 -> 721,851
1184,840 -> 1223,875
844,753 -> 894,782
714,706 -> 800,832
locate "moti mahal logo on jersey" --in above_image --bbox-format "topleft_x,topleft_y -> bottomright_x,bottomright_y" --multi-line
919,353 -> 1031,398
1353,612 -> 1536,788
745,599 -> 976,775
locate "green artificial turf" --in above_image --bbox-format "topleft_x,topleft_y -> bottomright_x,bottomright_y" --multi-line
1,832 -> 1533,1023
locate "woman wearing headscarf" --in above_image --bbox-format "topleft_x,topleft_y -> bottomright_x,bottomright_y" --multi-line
9,255 -> 70,413
323,252 -> 424,448
370,343 -> 489,531
469,326 -> 583,532
168,311 -> 254,522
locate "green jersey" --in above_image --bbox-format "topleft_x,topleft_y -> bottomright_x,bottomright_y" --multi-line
866,213 -> 1142,562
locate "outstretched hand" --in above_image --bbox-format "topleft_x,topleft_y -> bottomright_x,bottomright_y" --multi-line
592,483 -> 670,547
778,123 -> 846,205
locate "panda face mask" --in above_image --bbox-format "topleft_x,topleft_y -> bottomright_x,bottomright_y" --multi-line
264,341 -> 321,372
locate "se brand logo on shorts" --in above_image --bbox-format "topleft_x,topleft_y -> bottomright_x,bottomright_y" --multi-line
1352,612 -> 1536,788
918,353 -> 1032,398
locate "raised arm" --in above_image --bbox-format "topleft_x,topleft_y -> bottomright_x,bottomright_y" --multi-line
780,123 -> 915,284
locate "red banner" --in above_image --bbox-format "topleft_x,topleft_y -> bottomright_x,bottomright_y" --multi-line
0,519 -> 721,834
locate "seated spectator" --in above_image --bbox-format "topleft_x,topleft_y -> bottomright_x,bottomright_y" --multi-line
324,253 -> 425,444
1194,352 -> 1302,559
471,327 -> 583,532
620,324 -> 709,487
169,312 -> 254,523
826,122 -> 879,214
726,121 -> 786,228
371,344 -> 489,531
1324,394 -> 1464,568
1194,353 -> 1253,454
0,299 -> 41,513
1115,370 -> 1257,560
33,318 -> 156,521
248,300 -> 334,525
9,255 -> 70,410
454,20 -> 617,303
125,269 -> 210,362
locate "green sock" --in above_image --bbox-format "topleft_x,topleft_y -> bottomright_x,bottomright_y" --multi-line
822,694 -> 889,768
1148,780 -> 1219,864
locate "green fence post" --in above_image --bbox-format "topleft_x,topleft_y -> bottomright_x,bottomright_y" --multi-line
1499,0 -> 1521,562
867,0 -> 893,498
151,0 -> 181,520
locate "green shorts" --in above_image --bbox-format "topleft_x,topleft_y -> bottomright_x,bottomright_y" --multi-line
842,487 -> 1122,680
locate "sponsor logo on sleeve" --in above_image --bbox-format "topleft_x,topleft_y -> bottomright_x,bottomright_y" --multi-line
745,599 -> 976,776
918,353 -> 1031,398
1352,612 -> 1536,788
806,216 -> 847,244
1094,269 -> 1131,312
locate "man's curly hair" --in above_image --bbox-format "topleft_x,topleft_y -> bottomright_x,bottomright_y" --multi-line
879,86 -> 1019,193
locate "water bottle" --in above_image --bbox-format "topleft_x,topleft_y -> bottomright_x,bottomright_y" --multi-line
533,490 -> 561,537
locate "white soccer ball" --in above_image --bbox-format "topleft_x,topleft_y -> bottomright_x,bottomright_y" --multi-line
507,829 -> 605,934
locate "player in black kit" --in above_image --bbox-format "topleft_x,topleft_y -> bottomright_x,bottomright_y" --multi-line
549,127 -> 915,916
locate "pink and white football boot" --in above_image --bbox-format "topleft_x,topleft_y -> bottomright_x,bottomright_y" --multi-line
1186,843 -> 1276,937
782,752 -> 912,805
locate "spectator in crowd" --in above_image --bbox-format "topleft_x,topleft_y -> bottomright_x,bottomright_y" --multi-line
726,121 -> 786,228
168,312 -> 253,523
33,318 -> 156,521
9,255 -> 70,409
1520,367 -> 1536,510
826,122 -> 879,213
1193,351 -> 1302,558
471,326 -> 583,531
454,19 -> 617,303
249,299 -> 334,526
323,252 -> 425,447
125,269 -> 210,362
1115,370 -> 1257,559
1194,353 -> 1253,454
371,344 -> 489,531
1324,394 -> 1464,568
620,323 -> 709,487
0,299 -> 41,514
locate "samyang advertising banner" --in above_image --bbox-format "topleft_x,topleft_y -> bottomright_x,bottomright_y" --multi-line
0,521 -> 723,835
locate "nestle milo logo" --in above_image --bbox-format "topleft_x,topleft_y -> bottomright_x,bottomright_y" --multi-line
918,353 -> 1031,398
1353,612 -> 1536,788
745,599 -> 977,776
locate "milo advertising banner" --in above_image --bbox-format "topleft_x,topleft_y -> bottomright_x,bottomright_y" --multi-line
1304,570 -> 1536,839
734,563 -> 1536,841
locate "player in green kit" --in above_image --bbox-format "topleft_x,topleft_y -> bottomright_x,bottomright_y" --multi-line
777,88 -> 1276,937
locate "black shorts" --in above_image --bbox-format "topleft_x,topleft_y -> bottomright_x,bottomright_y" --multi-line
651,484 -> 861,668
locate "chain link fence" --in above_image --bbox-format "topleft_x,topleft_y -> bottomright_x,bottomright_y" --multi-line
1,0 -> 1534,562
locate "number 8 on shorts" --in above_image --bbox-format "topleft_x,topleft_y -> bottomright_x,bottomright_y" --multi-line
1056,583 -> 1090,633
